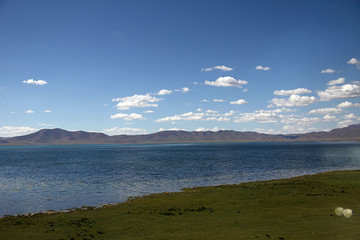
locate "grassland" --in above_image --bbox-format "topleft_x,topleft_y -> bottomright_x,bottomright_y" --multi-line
1,170 -> 360,239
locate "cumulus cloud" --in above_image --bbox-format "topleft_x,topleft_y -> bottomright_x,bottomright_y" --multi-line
44,110 -> 52,113
112,94 -> 161,110
143,110 -> 154,113
347,57 -> 360,69
270,94 -> 317,107
110,113 -> 144,121
213,65 -> 233,71
181,87 -> 190,93
323,115 -> 337,121
281,117 -> 322,126
103,127 -> 147,135
157,89 -> 172,95
224,110 -> 237,116
195,127 -> 222,132
327,77 -> 345,86
273,88 -> 312,96
308,108 -> 343,115
202,65 -> 233,72
337,101 -> 360,108
255,66 -> 271,71
155,110 -> 230,123
213,99 -> 225,102
234,112 -> 279,123
282,125 -> 306,133
22,79 -> 48,85
337,120 -> 355,128
25,110 -> 35,114
174,87 -> 190,93
158,127 -> 186,132
343,113 -> 357,119
205,76 -> 247,88
321,68 -> 335,74
318,83 -> 360,101
155,112 -> 205,122
0,126 -> 38,137
230,99 -> 248,105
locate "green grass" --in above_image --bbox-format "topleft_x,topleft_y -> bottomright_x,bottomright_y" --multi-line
1,170 -> 360,239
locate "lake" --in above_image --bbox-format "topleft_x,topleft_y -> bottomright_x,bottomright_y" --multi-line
1,141 -> 360,217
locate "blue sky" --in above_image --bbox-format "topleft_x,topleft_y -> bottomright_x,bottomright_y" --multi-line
1,0 -> 360,137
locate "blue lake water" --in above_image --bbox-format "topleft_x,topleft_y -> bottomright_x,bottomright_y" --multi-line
1,141 -> 360,216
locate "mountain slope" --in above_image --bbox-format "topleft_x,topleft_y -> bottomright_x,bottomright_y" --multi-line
0,124 -> 359,145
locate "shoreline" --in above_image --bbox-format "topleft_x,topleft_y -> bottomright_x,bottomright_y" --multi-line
1,168 -> 358,220
1,169 -> 360,239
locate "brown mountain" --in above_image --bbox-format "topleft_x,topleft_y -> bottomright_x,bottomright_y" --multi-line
0,124 -> 359,146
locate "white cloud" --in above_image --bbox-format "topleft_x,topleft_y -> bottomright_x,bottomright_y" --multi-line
44,110 -> 52,113
337,120 -> 355,128
270,94 -> 317,107
255,65 -> 271,71
195,127 -> 222,132
110,113 -> 144,121
197,108 -> 203,112
216,117 -> 230,122
0,126 -> 38,137
155,109 -> 228,123
230,99 -> 248,105
318,83 -> 360,101
205,76 -> 247,88
282,125 -> 306,133
273,88 -> 312,96
343,113 -> 357,119
254,128 -> 282,134
281,116 -> 322,126
321,68 -> 335,74
22,79 -> 48,85
174,87 -> 190,93
112,94 -> 161,110
202,65 -> 233,72
234,112 -> 279,123
327,77 -> 345,86
205,110 -> 218,114
157,89 -> 172,95
323,115 -> 337,121
158,127 -> 186,132
201,99 -> 210,102
224,110 -> 237,116
348,58 -> 359,64
337,101 -> 360,108
181,87 -> 190,93
25,109 -> 35,114
103,127 -> 147,135
308,108 -> 343,115
143,110 -> 154,113
347,57 -> 360,68
213,65 -> 233,71
213,99 -> 225,102
156,112 -> 205,122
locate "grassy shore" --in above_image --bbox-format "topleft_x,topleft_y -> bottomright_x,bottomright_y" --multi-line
1,170 -> 360,240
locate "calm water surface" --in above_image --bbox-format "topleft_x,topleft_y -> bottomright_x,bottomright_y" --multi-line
1,141 -> 360,216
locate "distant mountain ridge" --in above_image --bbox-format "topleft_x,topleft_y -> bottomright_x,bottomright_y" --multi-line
0,124 -> 360,145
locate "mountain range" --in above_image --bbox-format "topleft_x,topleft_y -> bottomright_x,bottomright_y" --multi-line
0,124 -> 360,146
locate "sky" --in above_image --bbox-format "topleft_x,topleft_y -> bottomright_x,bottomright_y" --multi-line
0,0 -> 360,137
